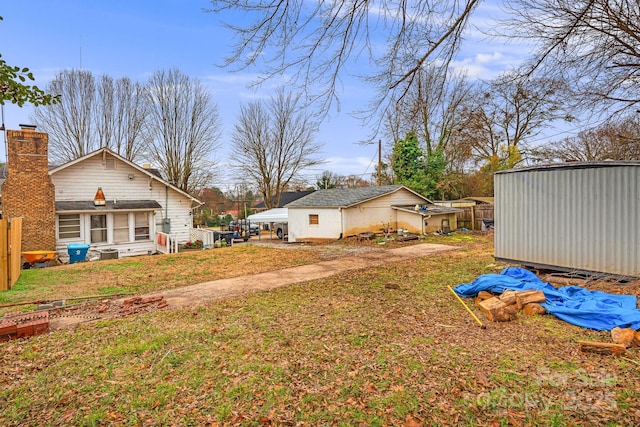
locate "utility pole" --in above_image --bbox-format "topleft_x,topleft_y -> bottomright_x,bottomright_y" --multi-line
377,139 -> 382,186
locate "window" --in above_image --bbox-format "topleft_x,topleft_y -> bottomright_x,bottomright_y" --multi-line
113,214 -> 129,243
58,214 -> 80,239
90,214 -> 107,243
309,214 -> 319,225
134,212 -> 150,241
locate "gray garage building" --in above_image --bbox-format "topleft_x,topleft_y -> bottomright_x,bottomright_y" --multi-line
494,161 -> 640,278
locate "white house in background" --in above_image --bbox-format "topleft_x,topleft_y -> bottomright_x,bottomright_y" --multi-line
50,148 -> 202,259
284,185 -> 461,242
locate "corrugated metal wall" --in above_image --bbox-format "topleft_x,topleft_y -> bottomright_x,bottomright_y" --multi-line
494,163 -> 640,277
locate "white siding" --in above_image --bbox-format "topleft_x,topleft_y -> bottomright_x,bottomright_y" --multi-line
495,163 -> 640,277
51,152 -> 195,258
288,188 -> 430,241
288,208 -> 342,242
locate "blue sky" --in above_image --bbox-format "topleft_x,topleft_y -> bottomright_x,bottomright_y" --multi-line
1,0 -> 533,190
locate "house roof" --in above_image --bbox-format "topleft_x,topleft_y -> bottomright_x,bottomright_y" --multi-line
285,185 -> 430,208
253,190 -> 316,209
48,147 -> 202,205
56,200 -> 162,212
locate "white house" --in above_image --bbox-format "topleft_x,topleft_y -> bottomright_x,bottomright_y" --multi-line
284,185 -> 461,242
50,148 -> 202,259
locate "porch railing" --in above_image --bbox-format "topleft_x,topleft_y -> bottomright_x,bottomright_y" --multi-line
156,232 -> 179,254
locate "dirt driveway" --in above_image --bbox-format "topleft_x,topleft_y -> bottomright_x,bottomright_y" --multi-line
152,243 -> 456,308
50,243 -> 457,330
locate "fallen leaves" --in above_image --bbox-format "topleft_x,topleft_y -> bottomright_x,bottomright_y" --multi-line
1,235 -> 639,426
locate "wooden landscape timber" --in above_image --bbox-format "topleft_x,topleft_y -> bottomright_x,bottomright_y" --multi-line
579,341 -> 628,356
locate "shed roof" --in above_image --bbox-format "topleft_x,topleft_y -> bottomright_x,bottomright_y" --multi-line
495,161 -> 640,175
463,196 -> 494,205
285,185 -> 429,208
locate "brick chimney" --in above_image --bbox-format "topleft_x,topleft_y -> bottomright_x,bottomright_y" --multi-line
1,125 -> 56,251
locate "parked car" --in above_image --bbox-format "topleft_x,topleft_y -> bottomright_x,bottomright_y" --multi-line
250,223 -> 260,235
274,222 -> 288,239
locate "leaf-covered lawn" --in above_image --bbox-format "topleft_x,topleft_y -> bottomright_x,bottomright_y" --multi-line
1,235 -> 639,426
0,244 -> 324,314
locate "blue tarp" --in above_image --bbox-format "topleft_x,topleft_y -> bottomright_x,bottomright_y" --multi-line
454,267 -> 640,331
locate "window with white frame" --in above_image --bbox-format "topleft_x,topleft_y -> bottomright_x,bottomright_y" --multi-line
90,214 -> 108,243
58,214 -> 81,239
134,212 -> 150,241
113,213 -> 129,243
57,211 -> 154,244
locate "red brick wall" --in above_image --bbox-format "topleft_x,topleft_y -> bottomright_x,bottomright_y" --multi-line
2,129 -> 56,251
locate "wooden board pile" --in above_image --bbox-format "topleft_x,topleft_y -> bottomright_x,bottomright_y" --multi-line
474,289 -> 547,322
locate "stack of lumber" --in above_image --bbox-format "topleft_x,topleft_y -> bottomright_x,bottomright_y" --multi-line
474,289 -> 546,322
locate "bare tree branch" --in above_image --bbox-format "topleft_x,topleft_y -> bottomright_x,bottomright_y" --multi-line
32,69 -> 147,164
503,0 -> 640,112
207,0 -> 479,118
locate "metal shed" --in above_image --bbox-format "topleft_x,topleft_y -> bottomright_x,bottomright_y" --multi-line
494,161 -> 640,278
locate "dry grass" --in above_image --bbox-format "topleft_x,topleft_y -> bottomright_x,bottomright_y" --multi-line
1,234 -> 639,426
1,244 -> 324,313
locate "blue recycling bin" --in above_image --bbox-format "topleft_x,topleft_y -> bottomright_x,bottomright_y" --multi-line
67,243 -> 90,264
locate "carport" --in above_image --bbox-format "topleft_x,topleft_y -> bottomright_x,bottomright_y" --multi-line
247,208 -> 289,240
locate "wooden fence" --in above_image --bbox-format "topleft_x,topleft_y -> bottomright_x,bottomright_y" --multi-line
456,205 -> 494,231
0,217 -> 23,291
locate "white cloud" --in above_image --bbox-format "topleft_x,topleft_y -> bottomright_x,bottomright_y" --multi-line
321,155 -> 378,177
476,52 -> 503,64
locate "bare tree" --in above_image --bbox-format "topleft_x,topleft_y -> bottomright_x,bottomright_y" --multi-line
534,115 -> 640,162
384,65 -> 472,171
33,69 -> 96,163
504,0 -> 640,112
32,69 -> 147,164
456,71 -> 571,169
230,89 -> 322,209
343,174 -> 372,188
96,75 -> 147,161
144,68 -> 222,194
208,0 -> 479,118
